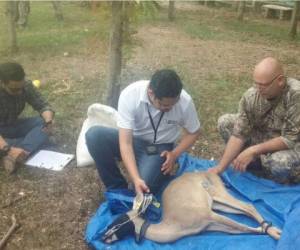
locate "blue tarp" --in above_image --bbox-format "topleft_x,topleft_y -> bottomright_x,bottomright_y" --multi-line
85,153 -> 300,250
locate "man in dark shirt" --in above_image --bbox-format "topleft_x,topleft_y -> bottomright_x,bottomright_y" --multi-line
0,62 -> 54,173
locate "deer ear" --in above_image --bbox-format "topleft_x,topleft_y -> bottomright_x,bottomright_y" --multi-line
101,214 -> 135,243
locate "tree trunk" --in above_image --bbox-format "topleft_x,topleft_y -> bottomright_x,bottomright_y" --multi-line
5,1 -> 18,53
122,1 -> 130,43
168,0 -> 175,21
289,1 -> 300,39
16,1 -> 30,28
52,1 -> 64,21
106,1 -> 123,109
237,1 -> 246,21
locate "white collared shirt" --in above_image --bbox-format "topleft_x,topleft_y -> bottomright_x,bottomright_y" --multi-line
117,80 -> 200,144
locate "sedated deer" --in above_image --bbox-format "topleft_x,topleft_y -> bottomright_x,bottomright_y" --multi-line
102,172 -> 281,244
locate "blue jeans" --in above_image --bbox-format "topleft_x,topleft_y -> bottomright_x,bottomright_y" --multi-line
0,116 -> 50,154
85,126 -> 174,194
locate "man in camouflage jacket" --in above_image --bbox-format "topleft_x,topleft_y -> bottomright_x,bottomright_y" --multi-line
209,57 -> 300,183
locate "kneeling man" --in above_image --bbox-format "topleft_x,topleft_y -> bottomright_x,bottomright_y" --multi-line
210,57 -> 300,184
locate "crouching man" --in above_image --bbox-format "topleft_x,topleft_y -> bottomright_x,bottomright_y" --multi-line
86,69 -> 201,194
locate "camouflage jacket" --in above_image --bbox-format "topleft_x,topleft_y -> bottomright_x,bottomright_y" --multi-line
233,78 -> 300,149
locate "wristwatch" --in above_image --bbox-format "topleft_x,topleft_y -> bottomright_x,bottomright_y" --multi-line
0,144 -> 11,157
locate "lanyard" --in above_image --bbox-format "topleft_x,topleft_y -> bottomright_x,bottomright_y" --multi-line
147,103 -> 164,143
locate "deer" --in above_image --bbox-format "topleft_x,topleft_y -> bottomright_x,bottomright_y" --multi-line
101,172 -> 282,244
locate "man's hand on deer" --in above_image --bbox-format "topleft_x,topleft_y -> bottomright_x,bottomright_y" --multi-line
160,150 -> 176,175
207,164 -> 225,175
233,148 -> 256,172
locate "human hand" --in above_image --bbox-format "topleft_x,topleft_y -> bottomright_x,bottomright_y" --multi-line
232,147 -> 256,172
161,150 -> 176,175
133,178 -> 150,194
42,120 -> 54,134
8,147 -> 29,162
207,165 -> 225,175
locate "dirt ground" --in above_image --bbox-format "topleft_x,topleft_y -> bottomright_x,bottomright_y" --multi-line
1,3 -> 300,250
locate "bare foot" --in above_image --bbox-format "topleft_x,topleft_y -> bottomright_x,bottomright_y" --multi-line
8,147 -> 29,163
3,155 -> 17,174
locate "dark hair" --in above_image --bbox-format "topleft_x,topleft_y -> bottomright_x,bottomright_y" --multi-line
149,69 -> 183,99
0,62 -> 25,84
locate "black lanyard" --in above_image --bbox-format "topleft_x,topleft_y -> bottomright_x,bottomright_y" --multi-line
147,103 -> 164,143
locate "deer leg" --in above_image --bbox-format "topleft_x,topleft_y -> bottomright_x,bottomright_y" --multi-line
206,211 -> 264,234
210,194 -> 281,240
212,194 -> 264,223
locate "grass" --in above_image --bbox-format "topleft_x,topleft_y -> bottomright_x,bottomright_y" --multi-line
175,4 -> 300,44
179,69 -> 250,145
0,2 -> 110,56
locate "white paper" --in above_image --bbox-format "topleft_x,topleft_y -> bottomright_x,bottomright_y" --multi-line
25,150 -> 74,171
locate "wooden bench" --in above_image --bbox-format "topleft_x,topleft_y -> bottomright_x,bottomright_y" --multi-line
262,4 -> 293,20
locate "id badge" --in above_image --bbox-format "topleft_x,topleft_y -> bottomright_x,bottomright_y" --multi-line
146,144 -> 158,155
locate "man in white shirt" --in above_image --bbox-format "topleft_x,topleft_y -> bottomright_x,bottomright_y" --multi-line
86,69 -> 201,194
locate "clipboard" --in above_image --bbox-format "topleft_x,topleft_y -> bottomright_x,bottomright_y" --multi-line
25,150 -> 74,171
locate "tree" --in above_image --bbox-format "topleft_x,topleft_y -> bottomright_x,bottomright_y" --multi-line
289,0 -> 300,39
15,1 -> 30,28
52,1 -> 64,21
237,1 -> 246,21
105,1 -> 159,108
5,1 -> 18,53
106,1 -> 124,108
168,0 -> 175,21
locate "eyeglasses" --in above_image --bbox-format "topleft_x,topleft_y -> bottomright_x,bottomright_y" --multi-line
254,74 -> 282,89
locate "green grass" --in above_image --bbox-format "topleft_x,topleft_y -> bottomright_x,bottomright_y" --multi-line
175,6 -> 300,44
0,2 -> 110,55
180,70 -> 250,141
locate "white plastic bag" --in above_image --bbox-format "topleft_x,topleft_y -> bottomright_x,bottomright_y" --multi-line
76,103 -> 118,167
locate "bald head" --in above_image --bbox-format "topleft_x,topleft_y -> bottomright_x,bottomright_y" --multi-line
254,57 -> 283,80
253,57 -> 286,99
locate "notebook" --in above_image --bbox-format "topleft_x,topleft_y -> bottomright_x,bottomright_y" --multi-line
25,150 -> 74,171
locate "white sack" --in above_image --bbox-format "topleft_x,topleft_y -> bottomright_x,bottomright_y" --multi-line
76,103 -> 118,167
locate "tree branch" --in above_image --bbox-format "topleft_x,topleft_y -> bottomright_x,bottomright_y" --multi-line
0,214 -> 20,250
